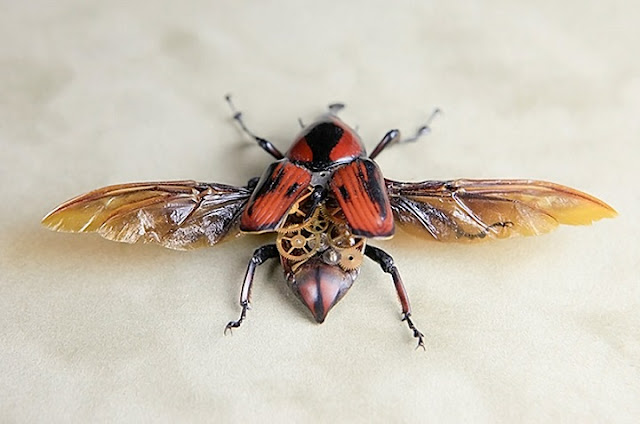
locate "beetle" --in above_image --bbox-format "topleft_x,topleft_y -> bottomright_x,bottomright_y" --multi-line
42,97 -> 616,348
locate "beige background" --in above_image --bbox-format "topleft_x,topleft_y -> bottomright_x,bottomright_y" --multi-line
1,1 -> 639,422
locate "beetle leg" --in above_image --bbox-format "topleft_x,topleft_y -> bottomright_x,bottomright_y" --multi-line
364,245 -> 425,350
224,244 -> 279,334
224,95 -> 284,160
369,108 -> 441,160
369,129 -> 401,160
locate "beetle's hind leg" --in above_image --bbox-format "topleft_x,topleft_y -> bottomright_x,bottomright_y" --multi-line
224,95 -> 284,160
364,245 -> 426,350
369,108 -> 441,160
224,244 -> 279,334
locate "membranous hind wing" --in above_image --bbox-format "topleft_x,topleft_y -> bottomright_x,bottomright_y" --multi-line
386,179 -> 616,242
42,181 -> 252,250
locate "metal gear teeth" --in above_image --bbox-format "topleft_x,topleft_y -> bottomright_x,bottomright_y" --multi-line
338,247 -> 363,271
276,229 -> 320,261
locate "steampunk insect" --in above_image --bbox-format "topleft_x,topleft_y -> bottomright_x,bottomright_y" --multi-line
42,98 -> 616,348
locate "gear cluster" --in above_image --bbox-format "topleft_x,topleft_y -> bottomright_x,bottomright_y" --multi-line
276,191 -> 365,272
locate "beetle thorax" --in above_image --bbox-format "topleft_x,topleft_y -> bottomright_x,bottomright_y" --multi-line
286,118 -> 366,170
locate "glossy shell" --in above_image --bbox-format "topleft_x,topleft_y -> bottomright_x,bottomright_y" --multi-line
286,117 -> 366,170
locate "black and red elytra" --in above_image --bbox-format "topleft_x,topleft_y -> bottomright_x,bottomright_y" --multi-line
42,99 -> 616,349
241,116 -> 394,238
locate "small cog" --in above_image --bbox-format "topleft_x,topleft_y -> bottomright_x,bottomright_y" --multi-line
276,229 -> 320,261
323,205 -> 347,225
338,247 -> 363,271
305,212 -> 329,234
277,204 -> 321,234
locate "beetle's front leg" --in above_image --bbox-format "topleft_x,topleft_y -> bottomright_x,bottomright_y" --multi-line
369,108 -> 441,160
364,245 -> 425,350
224,244 -> 279,334
224,95 -> 284,160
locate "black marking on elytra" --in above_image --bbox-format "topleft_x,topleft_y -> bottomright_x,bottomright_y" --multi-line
247,162 -> 286,216
338,185 -> 350,201
363,160 -> 388,219
286,182 -> 300,197
264,165 -> 285,192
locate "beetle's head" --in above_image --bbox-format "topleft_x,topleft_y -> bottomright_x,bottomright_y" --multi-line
287,256 -> 358,323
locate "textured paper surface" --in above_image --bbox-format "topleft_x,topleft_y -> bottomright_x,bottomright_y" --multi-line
1,1 -> 638,422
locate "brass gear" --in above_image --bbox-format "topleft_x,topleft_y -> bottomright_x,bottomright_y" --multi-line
338,247 -> 363,271
277,201 -> 321,234
306,211 -> 329,234
276,228 -> 320,261
286,187 -> 313,217
323,204 -> 347,225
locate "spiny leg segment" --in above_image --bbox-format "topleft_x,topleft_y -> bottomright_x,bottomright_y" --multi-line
364,245 -> 425,350
224,244 -> 279,334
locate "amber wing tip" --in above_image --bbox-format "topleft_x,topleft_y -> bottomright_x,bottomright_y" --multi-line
41,210 -> 56,227
592,199 -> 618,220
40,210 -> 66,232
41,206 -> 96,233
605,207 -> 618,218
